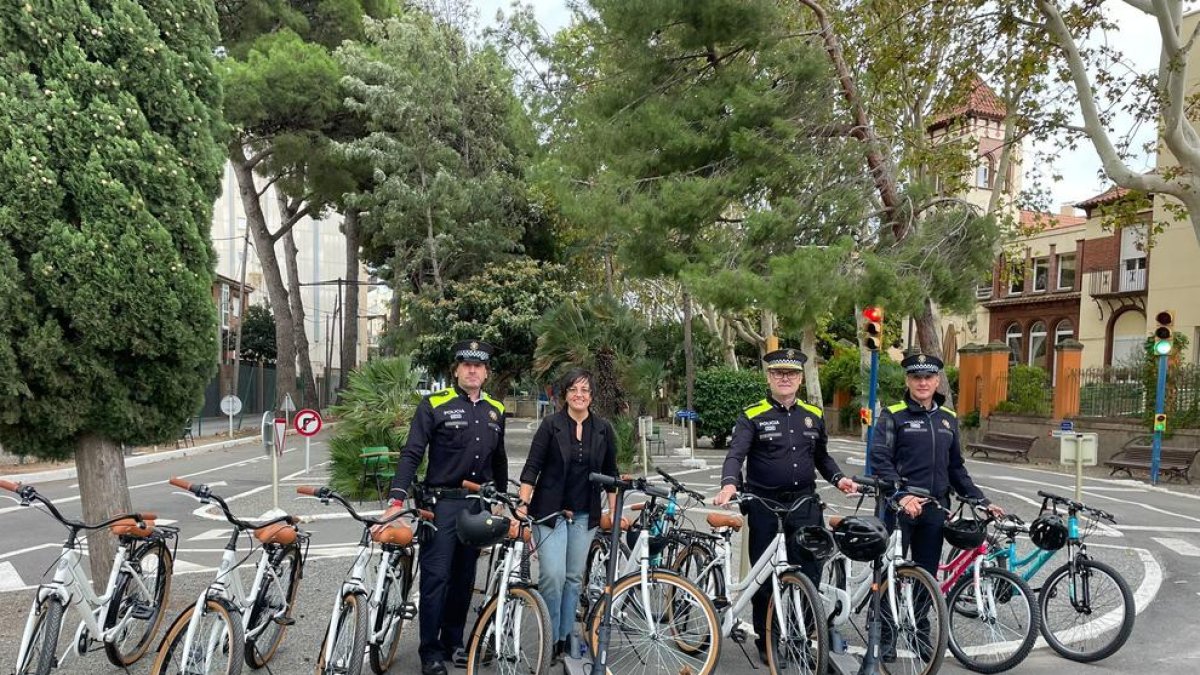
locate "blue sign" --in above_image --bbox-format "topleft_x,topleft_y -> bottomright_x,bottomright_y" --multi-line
675,410 -> 699,420
1060,420 -> 1074,432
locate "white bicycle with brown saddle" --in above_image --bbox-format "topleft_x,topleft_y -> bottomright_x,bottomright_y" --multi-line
1,479 -> 177,675
151,477 -> 308,675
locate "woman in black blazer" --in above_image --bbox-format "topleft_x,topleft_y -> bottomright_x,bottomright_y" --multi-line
518,368 -> 618,662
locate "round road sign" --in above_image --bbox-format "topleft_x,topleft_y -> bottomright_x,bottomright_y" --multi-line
220,395 -> 243,416
294,409 -> 323,437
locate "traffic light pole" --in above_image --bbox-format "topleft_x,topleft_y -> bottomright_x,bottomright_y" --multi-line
1151,351 -> 1168,485
864,349 -> 880,476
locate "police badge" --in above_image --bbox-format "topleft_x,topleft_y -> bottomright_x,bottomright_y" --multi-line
805,417 -> 814,428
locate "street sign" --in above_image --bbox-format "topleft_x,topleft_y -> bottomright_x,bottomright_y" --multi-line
273,417 -> 287,456
261,411 -> 274,454
220,395 -> 243,417
1060,420 -> 1074,433
280,393 -> 297,413
294,409 -> 323,437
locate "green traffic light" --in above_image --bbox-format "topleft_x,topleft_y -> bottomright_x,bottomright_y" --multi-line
1154,339 -> 1172,356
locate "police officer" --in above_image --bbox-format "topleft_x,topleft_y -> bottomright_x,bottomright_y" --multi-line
714,348 -> 857,664
869,353 -> 1004,577
382,340 -> 508,675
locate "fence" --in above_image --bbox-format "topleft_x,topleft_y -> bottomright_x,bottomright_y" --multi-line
1073,363 -> 1200,428
199,364 -> 277,418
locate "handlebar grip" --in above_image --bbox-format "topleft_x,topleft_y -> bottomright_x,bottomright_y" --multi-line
137,512 -> 157,521
462,480 -> 482,493
296,486 -> 320,496
0,479 -> 20,493
620,474 -> 633,481
418,509 -> 435,521
644,484 -> 670,499
1036,490 -> 1059,501
907,486 -> 932,498
589,473 -> 617,486
286,515 -> 301,525
168,477 -> 197,493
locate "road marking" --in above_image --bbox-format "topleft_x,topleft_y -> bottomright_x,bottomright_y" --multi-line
188,528 -> 234,541
0,562 -> 26,592
1151,537 -> 1200,557
0,543 -> 62,561
1116,525 -> 1200,533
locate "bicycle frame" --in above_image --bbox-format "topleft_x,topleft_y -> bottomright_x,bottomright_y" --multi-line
482,535 -> 531,659
938,543 -> 987,595
319,533 -> 411,666
992,512 -> 1084,585
821,528 -> 909,631
716,527 -> 801,641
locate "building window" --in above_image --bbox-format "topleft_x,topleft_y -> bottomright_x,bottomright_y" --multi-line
1006,323 -> 1023,365
1120,256 -> 1147,292
220,284 -> 231,330
1029,321 -> 1048,369
1054,319 -> 1075,345
1032,257 -> 1050,292
1008,267 -> 1024,296
976,158 -> 993,189
1057,254 -> 1076,290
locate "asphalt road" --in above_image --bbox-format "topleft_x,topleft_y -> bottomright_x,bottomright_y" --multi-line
0,421 -> 1197,674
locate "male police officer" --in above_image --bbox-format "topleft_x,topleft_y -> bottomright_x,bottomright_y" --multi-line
383,340 -> 508,675
715,348 -> 857,664
869,353 -> 1003,577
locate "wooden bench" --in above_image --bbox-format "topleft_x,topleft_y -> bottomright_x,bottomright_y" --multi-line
1104,443 -> 1200,484
967,432 -> 1038,462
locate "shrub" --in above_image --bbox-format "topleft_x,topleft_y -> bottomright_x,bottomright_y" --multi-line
1001,365 -> 1051,416
692,368 -> 767,449
960,409 -> 981,429
610,414 -> 639,472
327,357 -> 421,500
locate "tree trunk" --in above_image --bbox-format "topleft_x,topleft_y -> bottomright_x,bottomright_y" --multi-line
230,144 -> 298,409
594,349 -> 623,420
915,298 -> 955,408
76,434 -> 132,592
418,162 -> 445,296
682,288 -> 696,412
281,224 -> 319,409
802,326 -> 823,406
340,209 -> 361,389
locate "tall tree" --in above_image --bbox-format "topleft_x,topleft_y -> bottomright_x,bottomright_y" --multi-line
0,0 -> 224,582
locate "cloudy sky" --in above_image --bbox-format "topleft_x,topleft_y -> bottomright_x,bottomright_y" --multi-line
474,0 -> 1170,213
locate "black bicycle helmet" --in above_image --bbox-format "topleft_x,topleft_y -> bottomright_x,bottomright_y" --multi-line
942,517 -> 989,550
832,516 -> 889,562
456,510 -> 510,549
795,525 -> 837,561
1029,514 -> 1068,551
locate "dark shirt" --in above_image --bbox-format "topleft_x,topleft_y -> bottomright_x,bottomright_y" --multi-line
869,391 -> 986,502
389,385 -> 508,501
519,410 -> 618,529
565,416 -> 594,512
721,394 -> 843,493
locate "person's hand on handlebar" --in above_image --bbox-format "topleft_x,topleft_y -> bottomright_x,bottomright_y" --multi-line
836,476 -> 858,495
372,501 -> 405,537
985,503 -> 1006,518
714,484 -> 737,507
899,494 -> 925,518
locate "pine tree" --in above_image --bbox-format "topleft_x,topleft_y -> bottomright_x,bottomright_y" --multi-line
0,0 -> 225,583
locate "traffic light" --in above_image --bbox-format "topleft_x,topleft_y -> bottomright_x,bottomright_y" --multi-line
1153,310 -> 1174,356
1154,413 -> 1167,432
860,407 -> 872,427
863,306 -> 884,351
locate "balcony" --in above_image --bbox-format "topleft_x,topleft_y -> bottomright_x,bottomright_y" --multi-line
1088,265 -> 1147,298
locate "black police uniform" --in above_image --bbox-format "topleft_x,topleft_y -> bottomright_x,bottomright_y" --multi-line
389,341 -> 508,669
869,354 -> 987,577
719,349 -> 846,651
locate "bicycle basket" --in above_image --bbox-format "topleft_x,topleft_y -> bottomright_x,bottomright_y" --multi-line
942,517 -> 988,550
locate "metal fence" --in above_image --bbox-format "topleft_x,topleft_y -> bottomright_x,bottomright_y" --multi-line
1073,363 -> 1200,428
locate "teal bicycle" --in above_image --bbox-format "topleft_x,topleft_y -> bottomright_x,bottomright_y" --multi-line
988,490 -> 1133,662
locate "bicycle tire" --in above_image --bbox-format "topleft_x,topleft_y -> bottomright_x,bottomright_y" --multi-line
580,535 -> 629,622
244,543 -> 302,668
368,550 -> 414,674
765,571 -> 829,675
316,592 -> 368,675
588,570 -> 721,675
151,599 -> 244,675
879,565 -> 947,675
466,585 -> 553,675
672,542 -> 725,604
104,538 -> 174,666
946,567 -> 1039,673
1038,557 -> 1134,662
18,597 -> 65,675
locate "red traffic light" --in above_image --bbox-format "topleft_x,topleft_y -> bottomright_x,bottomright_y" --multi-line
863,306 -> 883,323
1155,310 -> 1174,326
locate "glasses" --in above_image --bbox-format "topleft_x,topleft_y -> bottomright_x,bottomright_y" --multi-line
767,370 -> 802,380
566,387 -> 592,396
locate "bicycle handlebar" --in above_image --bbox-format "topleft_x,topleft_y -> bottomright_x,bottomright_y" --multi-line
0,479 -> 20,493
6,481 -> 159,532
170,476 -> 299,532
733,491 -> 824,515
1037,490 -> 1117,523
295,485 -> 435,527
589,473 -> 670,499
655,468 -> 706,502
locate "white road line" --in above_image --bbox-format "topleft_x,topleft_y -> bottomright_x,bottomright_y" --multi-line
0,562 -> 26,592
188,528 -> 234,541
0,543 -> 62,561
1151,537 -> 1200,557
1117,525 -> 1200,533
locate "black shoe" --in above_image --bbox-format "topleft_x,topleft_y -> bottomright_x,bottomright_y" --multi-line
451,648 -> 469,668
756,640 -> 769,665
551,640 -> 566,665
422,661 -> 449,675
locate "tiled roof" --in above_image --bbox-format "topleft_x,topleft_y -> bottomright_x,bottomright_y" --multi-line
1019,209 -> 1086,230
929,75 -> 1007,129
1073,185 -> 1130,210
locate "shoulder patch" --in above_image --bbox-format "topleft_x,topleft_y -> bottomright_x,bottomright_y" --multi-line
941,407 -> 957,418
744,400 -> 772,420
887,402 -> 907,414
429,388 -> 458,409
798,401 -> 824,418
481,392 -> 506,415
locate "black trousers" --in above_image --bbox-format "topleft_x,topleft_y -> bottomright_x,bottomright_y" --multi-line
882,495 -> 949,578
418,498 -> 482,663
745,488 -> 823,644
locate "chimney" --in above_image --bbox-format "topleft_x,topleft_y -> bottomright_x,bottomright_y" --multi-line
1059,204 -> 1079,218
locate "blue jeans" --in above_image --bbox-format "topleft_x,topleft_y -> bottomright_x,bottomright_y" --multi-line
534,517 -> 595,642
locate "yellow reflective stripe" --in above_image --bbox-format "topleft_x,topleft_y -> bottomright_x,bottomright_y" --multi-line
941,407 -> 957,418
798,401 -> 824,418
481,392 -> 506,415
429,388 -> 457,409
887,402 -> 907,413
744,400 -> 772,419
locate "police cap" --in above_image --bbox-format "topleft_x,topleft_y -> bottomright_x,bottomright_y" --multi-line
902,353 -> 943,375
763,348 -> 807,371
452,339 -> 494,364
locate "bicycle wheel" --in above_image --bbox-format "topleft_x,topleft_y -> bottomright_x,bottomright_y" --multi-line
946,567 -> 1039,673
152,599 -> 245,675
368,550 -> 414,674
17,597 -> 65,675
316,592 -> 368,675
1039,557 -> 1134,662
588,570 -> 721,675
580,535 -> 629,622
765,571 -> 829,675
104,538 -> 174,666
466,586 -> 552,675
880,566 -> 947,675
672,542 -> 725,604
244,543 -> 302,668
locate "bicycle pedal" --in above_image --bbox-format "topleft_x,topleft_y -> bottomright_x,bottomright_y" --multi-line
130,603 -> 155,621
272,615 -> 296,626
402,603 -> 417,620
713,596 -> 730,611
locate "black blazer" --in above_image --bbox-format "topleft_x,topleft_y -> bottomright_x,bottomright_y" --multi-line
520,410 -> 618,529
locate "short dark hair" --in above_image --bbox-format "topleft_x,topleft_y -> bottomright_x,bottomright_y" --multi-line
556,367 -> 594,405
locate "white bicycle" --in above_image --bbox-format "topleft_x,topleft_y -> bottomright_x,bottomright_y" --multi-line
151,477 -> 307,675
1,479 -> 176,675
298,485 -> 433,675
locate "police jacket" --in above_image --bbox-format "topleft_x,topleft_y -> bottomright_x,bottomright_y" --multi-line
721,395 -> 844,493
869,391 -> 985,503
519,410 -> 619,529
389,385 -> 508,501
